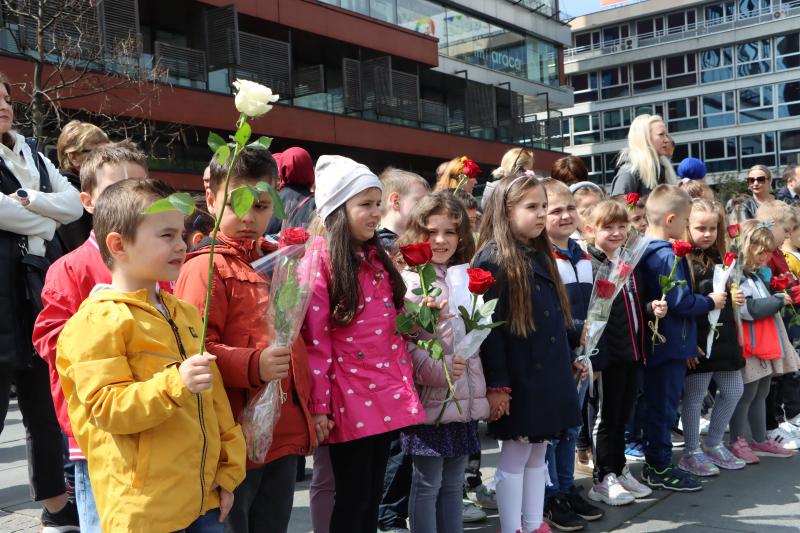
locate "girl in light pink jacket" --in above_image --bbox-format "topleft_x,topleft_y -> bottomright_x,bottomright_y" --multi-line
397,192 -> 490,533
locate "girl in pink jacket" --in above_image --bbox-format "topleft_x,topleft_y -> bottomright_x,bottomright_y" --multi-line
397,192 -> 490,533
301,156 -> 425,533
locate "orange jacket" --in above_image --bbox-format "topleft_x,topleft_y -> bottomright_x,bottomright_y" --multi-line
174,233 -> 314,467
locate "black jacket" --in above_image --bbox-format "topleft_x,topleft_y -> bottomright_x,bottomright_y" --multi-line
266,185 -> 316,235
475,242 -> 582,441
777,186 -> 800,206
55,170 -> 92,253
587,245 -> 647,371
688,249 -> 744,374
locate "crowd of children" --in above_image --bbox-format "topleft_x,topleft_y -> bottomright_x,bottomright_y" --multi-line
28,129 -> 800,533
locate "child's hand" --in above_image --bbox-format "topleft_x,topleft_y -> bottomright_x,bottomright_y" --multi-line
218,488 -> 234,522
421,296 -> 454,321
573,361 -> 589,382
732,288 -> 745,307
259,345 -> 292,382
487,391 -> 510,422
687,357 -> 700,370
312,414 -> 335,444
652,300 -> 668,318
783,293 -> 793,306
593,370 -> 601,382
710,292 -> 727,310
451,356 -> 466,381
179,353 -> 217,393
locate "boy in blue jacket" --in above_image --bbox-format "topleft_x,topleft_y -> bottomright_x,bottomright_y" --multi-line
638,185 -> 726,492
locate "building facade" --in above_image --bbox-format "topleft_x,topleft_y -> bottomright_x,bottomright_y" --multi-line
0,0 -> 574,190
561,0 -> 800,185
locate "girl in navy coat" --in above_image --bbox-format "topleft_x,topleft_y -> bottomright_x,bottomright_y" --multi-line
474,173 -> 584,533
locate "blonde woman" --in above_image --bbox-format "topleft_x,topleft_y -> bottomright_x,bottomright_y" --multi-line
610,114 -> 677,198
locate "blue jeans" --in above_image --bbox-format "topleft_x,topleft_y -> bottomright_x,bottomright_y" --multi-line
644,359 -> 686,469
74,460 -> 101,533
546,377 -> 588,499
409,455 -> 467,533
174,509 -> 222,533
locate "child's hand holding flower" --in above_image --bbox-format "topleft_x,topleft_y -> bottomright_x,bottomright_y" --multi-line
451,356 -> 466,381
732,288 -> 745,307
651,300 -> 668,318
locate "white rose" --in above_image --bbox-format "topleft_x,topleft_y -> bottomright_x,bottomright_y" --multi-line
233,79 -> 279,118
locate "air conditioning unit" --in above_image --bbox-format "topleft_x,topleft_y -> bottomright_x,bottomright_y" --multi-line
625,38 -> 635,49
774,9 -> 785,19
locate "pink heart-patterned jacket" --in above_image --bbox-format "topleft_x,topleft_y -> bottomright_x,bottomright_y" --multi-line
301,240 -> 425,444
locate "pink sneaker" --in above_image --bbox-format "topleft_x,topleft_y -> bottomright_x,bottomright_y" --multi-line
728,437 -> 760,464
529,524 -> 552,533
750,438 -> 795,458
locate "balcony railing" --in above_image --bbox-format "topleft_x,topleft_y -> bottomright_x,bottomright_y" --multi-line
565,0 -> 800,59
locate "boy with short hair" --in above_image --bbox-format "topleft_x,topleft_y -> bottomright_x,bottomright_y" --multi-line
33,142 -> 150,532
174,148 -> 314,533
542,178 -> 605,531
782,207 -> 800,278
56,178 -> 245,532
377,167 -> 429,250
639,184 -> 726,492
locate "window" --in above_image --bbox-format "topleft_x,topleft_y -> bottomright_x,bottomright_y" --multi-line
705,2 -> 734,25
700,46 -> 733,83
776,33 -> 800,71
602,25 -> 629,47
666,10 -> 695,34
673,142 -> 702,162
398,0 -> 446,44
631,60 -> 662,94
665,53 -> 696,89
703,91 -> 736,128
636,17 -> 664,38
740,132 -> 775,168
704,137 -> 738,172
737,39 -> 771,77
633,103 -> 664,117
738,0 -> 770,19
603,108 -> 632,141
667,97 -> 699,132
572,114 -> 601,145
601,67 -> 629,99
581,155 -> 604,184
572,73 -> 599,103
777,81 -> 800,119
739,86 -> 773,123
780,129 -> 800,166
370,0 -> 397,23
574,31 -> 600,50
341,0 -> 370,16
603,153 -> 618,185
561,118 -> 572,147
526,37 -> 560,87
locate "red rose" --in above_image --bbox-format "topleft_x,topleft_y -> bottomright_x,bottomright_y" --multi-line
466,268 -> 496,295
461,157 -> 481,179
770,276 -> 790,292
595,279 -> 616,299
672,240 -> 693,257
723,252 -> 737,267
791,285 -> 800,305
399,242 -> 433,267
727,224 -> 740,238
616,262 -> 634,279
278,227 -> 310,247
626,193 -> 641,207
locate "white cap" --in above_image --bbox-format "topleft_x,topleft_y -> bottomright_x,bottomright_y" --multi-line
314,155 -> 382,222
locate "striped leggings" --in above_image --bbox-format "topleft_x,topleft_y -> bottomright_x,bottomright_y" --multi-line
682,370 -> 744,451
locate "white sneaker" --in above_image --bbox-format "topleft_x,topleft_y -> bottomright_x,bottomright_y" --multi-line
699,417 -> 710,435
788,413 -> 800,427
780,421 -> 800,439
767,427 -> 800,450
473,484 -> 498,510
618,465 -> 653,499
588,473 -> 635,506
462,500 -> 486,523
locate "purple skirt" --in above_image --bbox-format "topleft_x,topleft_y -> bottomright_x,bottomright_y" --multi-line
401,421 -> 481,457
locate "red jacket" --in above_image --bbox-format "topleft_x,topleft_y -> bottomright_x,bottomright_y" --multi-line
33,233 -> 110,460
174,233 -> 314,468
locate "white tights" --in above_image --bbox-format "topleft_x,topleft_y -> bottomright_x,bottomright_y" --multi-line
495,440 -> 548,533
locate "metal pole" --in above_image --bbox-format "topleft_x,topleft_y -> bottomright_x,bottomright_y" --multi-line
455,69 -> 469,136
495,81 -> 512,143
536,91 -> 551,150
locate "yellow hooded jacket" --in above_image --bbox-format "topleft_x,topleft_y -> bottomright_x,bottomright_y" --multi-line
56,287 -> 246,532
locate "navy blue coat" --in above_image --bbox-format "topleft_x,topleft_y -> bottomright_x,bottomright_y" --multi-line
475,242 -> 582,441
553,239 -> 593,350
639,240 -> 715,366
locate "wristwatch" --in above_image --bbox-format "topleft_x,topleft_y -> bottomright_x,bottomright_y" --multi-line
16,189 -> 30,206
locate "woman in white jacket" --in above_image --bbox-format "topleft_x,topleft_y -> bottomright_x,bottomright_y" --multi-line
0,70 -> 83,532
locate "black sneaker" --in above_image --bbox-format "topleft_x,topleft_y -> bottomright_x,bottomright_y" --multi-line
641,462 -> 702,492
41,500 -> 80,533
566,486 -> 604,521
544,495 -> 586,531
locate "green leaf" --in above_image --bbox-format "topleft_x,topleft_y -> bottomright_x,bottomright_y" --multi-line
208,131 -> 226,153
457,305 -> 473,325
419,304 -> 433,331
234,121 -> 252,146
248,136 -> 273,150
429,341 -> 444,361
478,298 -> 498,318
255,180 -> 285,220
476,320 -> 505,330
214,144 -> 231,165
411,287 -> 424,296
659,275 -> 670,290
396,313 -> 415,334
230,186 -> 257,219
429,287 -> 442,297
144,193 -> 196,215
404,300 -> 420,314
420,263 -> 437,289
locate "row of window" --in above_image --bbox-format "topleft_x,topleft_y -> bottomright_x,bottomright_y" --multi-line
563,81 -> 800,146
573,0 -> 778,50
582,128 -> 800,185
571,32 -> 800,103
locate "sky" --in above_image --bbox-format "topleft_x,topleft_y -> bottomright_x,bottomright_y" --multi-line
560,0 -> 646,18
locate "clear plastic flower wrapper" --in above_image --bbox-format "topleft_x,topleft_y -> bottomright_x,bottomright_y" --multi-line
240,229 -> 322,462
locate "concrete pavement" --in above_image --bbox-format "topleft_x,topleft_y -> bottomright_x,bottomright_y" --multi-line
3,399 -> 799,532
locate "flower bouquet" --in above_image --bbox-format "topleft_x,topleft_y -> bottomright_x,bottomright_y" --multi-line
452,156 -> 480,194
649,240 -> 692,347
240,228 -> 322,462
448,266 -> 504,361
704,252 -> 737,357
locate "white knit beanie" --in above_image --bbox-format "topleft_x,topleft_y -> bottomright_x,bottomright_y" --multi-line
314,155 -> 382,222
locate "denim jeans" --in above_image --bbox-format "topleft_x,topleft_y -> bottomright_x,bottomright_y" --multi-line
74,460 -> 101,533
546,377 -> 588,499
409,455 -> 467,533
174,509 -> 222,533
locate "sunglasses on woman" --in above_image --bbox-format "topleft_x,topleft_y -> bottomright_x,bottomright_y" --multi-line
747,175 -> 768,184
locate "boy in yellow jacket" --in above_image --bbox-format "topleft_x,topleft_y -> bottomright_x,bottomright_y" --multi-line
57,178 -> 246,532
